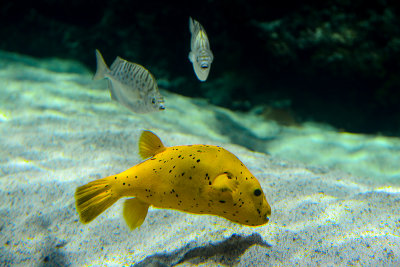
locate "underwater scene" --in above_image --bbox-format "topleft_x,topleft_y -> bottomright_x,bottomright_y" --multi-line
1,1 -> 400,266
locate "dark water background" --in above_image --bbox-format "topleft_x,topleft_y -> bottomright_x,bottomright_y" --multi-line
1,0 -> 400,135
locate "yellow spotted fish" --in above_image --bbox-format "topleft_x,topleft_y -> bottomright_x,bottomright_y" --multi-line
75,131 -> 271,229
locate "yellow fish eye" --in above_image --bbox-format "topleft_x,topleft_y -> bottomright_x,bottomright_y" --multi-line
254,189 -> 262,196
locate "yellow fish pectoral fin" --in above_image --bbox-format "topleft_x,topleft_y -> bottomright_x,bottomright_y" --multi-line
123,198 -> 150,230
139,130 -> 166,159
211,173 -> 238,193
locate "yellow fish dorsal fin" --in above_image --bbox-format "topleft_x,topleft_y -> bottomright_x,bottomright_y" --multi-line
211,173 -> 238,193
139,130 -> 166,159
123,198 -> 150,230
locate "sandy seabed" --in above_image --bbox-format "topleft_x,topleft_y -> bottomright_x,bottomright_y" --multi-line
0,51 -> 399,266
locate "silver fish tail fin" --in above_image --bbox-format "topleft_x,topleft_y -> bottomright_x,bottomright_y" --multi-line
93,49 -> 109,80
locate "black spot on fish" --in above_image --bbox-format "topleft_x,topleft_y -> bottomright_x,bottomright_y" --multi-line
219,200 -> 226,203
178,155 -> 181,158
208,182 -> 211,185
257,209 -> 261,214
169,170 -> 172,173
128,184 -> 130,186
246,220 -> 249,223
115,177 -> 117,179
123,183 -> 125,185
151,158 -> 156,160
182,172 -> 185,176
135,176 -> 138,179
189,176 -> 192,180
197,159 -> 200,163
176,194 -> 179,197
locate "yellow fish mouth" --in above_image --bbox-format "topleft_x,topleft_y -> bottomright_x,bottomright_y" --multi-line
264,211 -> 271,223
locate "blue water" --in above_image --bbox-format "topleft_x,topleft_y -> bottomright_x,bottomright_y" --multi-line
0,50 -> 399,266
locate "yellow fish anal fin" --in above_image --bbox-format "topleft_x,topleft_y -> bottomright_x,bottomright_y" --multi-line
139,130 -> 166,159
211,173 -> 238,193
123,198 -> 150,230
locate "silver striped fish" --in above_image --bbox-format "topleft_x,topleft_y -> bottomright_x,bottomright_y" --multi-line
188,17 -> 214,82
94,49 -> 165,113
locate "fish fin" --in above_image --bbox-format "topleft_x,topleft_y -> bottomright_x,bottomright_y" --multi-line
189,17 -> 194,33
123,198 -> 150,230
188,51 -> 195,63
93,49 -> 109,80
107,80 -> 118,101
139,130 -> 166,159
75,176 -> 119,223
211,173 -> 238,192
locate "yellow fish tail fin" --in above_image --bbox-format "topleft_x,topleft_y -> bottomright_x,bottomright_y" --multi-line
139,130 -> 166,159
123,198 -> 150,230
75,177 -> 119,224
93,49 -> 108,80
